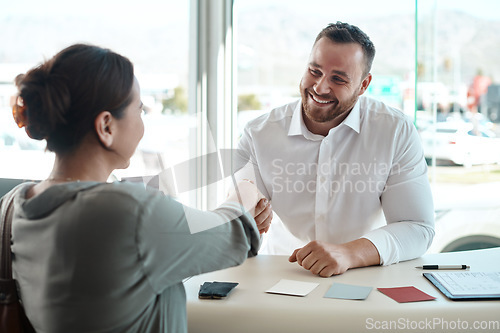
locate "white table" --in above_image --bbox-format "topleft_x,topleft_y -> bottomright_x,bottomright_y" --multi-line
184,247 -> 500,333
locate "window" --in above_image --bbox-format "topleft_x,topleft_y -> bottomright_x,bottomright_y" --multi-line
234,0 -> 500,254
234,0 -> 416,254
3,1 -> 500,253
0,0 -> 194,204
417,0 -> 500,252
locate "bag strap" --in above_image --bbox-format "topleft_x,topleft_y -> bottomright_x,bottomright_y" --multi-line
0,185 -> 26,280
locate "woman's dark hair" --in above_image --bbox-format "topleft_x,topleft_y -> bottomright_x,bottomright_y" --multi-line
315,22 -> 375,77
15,44 -> 134,154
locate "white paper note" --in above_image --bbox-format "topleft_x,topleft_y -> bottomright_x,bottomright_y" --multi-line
266,279 -> 319,297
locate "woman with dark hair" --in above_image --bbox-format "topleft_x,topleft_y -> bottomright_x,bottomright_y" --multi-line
4,44 -> 271,332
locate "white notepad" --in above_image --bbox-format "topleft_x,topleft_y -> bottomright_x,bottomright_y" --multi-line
424,271 -> 500,300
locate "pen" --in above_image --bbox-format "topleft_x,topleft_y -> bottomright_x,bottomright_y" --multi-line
415,265 -> 470,270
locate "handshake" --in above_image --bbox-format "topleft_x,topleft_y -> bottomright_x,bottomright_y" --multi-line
226,180 -> 273,234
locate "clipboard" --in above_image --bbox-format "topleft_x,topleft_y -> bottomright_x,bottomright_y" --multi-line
423,272 -> 500,301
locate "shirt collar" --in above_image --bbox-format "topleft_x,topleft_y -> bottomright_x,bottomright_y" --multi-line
288,100 -> 304,136
343,99 -> 361,134
288,98 -> 361,139
288,99 -> 324,141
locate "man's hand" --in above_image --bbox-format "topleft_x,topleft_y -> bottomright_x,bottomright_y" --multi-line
288,239 -> 380,277
253,198 -> 272,234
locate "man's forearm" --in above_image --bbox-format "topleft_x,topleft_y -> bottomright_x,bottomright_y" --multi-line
344,238 -> 381,268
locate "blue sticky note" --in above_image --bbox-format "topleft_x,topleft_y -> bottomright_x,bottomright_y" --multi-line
324,283 -> 373,300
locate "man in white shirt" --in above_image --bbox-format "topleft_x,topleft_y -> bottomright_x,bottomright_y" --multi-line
235,22 -> 434,277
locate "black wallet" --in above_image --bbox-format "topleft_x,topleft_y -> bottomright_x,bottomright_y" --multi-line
198,281 -> 239,299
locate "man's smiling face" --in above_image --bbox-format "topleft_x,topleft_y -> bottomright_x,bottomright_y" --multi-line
299,37 -> 371,132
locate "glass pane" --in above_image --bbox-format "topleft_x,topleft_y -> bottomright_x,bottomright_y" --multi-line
0,0 -> 193,203
234,0 -> 417,253
417,0 -> 500,252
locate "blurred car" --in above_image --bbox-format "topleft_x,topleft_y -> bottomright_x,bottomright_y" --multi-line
427,182 -> 500,254
419,120 -> 500,167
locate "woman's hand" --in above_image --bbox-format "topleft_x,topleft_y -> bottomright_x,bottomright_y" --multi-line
253,198 -> 272,234
226,180 -> 272,233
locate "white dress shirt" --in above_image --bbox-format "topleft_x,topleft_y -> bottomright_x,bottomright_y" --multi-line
235,96 -> 435,265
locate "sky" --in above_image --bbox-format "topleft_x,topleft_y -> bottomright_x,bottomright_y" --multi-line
1,0 -> 188,23
3,0 -> 500,21
237,0 -> 500,21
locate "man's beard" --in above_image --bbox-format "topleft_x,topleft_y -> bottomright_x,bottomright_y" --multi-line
300,87 -> 359,124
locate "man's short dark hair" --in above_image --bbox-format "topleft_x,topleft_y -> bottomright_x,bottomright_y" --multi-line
315,22 -> 375,77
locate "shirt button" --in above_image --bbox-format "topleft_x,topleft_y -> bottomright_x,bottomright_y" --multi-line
317,215 -> 325,222
319,176 -> 326,183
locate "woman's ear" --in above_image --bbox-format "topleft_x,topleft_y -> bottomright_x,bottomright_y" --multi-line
94,111 -> 114,148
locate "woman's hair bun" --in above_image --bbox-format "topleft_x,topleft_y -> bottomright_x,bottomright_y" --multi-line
16,61 -> 71,141
14,44 -> 134,153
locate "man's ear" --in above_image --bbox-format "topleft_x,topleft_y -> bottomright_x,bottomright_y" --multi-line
94,111 -> 114,148
358,73 -> 372,96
